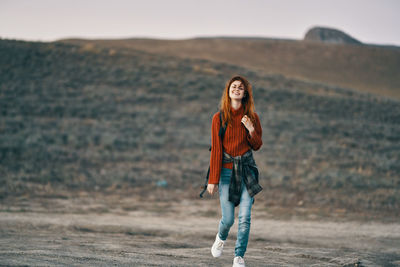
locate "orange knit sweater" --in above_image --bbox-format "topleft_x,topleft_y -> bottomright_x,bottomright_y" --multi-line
209,105 -> 263,184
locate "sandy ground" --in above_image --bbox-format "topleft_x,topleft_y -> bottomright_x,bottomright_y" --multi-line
0,193 -> 399,267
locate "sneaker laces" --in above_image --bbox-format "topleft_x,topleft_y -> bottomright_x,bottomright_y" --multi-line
236,256 -> 244,264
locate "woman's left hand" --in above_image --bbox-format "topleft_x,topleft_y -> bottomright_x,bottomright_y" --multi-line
241,115 -> 255,133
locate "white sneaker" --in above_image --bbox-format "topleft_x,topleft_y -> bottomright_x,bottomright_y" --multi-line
211,233 -> 225,257
233,256 -> 245,267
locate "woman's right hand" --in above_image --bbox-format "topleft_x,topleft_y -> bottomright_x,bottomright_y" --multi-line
207,184 -> 218,195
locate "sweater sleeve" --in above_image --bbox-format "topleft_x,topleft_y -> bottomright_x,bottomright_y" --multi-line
246,112 -> 263,151
209,112 -> 223,184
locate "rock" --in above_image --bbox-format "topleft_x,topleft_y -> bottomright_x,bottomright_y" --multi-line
304,26 -> 362,45
156,180 -> 168,187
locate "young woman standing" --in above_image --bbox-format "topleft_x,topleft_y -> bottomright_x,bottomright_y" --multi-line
207,75 -> 263,267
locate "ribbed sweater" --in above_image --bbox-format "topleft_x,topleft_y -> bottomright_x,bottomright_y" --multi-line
209,105 -> 263,184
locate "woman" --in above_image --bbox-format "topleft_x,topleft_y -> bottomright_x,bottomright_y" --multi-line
207,75 -> 263,267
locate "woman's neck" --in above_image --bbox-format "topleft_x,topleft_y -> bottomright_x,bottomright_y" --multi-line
231,100 -> 242,110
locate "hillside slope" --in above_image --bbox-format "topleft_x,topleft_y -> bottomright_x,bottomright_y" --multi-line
60,37 -> 400,99
1,39 -> 399,215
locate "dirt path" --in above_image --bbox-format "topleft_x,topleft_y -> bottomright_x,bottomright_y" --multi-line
0,195 -> 399,266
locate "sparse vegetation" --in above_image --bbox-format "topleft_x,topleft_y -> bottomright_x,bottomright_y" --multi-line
0,39 -> 399,216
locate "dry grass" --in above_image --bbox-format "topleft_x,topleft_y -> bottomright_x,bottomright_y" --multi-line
60,37 -> 400,99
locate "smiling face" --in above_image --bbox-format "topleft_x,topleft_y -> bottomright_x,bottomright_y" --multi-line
229,80 -> 245,101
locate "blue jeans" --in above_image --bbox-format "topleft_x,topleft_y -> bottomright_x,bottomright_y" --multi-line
218,167 -> 254,257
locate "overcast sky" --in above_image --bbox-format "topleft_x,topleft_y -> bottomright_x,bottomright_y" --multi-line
1,0 -> 399,46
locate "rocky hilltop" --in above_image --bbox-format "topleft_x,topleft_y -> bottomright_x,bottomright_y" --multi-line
304,26 -> 362,45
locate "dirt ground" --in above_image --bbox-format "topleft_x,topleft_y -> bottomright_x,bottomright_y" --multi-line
0,192 -> 399,267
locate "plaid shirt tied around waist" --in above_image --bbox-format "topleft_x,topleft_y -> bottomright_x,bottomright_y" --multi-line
222,150 -> 263,206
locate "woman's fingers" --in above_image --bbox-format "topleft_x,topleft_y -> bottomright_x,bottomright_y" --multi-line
207,184 -> 213,195
241,115 -> 253,129
207,184 -> 217,195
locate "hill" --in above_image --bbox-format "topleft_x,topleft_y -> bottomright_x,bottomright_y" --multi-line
0,39 -> 399,216
304,26 -> 362,45
59,36 -> 400,99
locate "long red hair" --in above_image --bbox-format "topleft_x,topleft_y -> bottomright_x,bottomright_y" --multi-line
219,75 -> 256,127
